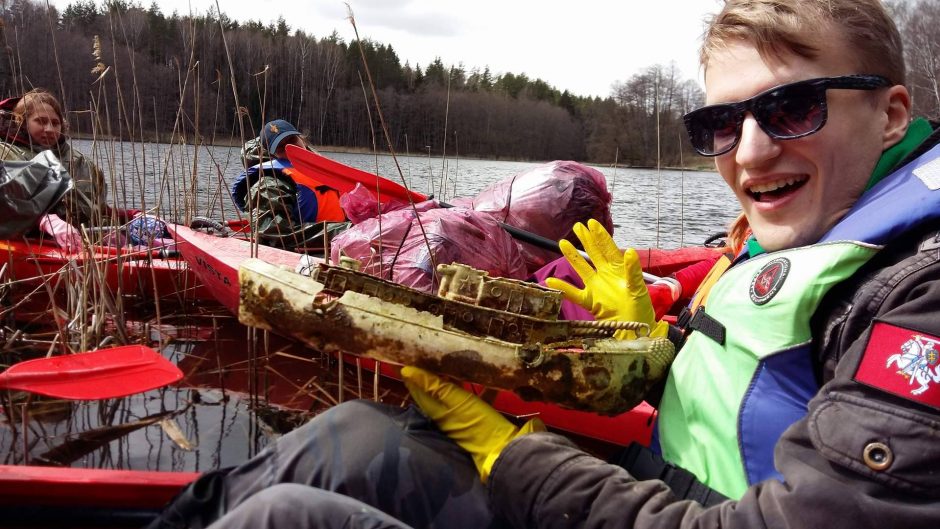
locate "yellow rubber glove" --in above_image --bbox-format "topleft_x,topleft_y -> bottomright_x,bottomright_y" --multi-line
544,219 -> 668,339
401,366 -> 544,482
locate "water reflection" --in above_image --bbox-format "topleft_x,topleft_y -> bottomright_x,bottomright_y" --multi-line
0,304 -> 407,473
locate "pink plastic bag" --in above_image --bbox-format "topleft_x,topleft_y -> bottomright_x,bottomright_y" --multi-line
340,183 -> 413,224
463,161 -> 613,273
331,205 -> 527,293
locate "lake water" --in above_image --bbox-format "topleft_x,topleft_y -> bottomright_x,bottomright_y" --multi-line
73,139 -> 740,250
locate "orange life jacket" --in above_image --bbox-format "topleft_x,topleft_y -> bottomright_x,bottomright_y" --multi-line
281,166 -> 346,223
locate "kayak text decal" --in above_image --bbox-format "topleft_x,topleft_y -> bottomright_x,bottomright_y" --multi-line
195,255 -> 232,286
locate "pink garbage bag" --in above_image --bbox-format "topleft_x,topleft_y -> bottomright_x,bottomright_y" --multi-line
463,161 -> 613,274
331,205 -> 528,293
339,183 -> 414,224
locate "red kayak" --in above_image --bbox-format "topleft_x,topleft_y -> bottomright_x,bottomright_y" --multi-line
163,152 -> 726,502
171,220 -> 688,446
170,152 -> 723,447
0,237 -> 213,314
0,465 -> 198,527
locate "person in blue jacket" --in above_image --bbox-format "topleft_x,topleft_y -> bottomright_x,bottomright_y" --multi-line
231,119 -> 345,250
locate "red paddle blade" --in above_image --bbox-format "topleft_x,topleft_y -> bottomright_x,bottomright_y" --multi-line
0,345 -> 183,400
286,144 -> 428,204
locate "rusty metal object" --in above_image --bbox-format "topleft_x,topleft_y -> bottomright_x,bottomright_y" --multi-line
437,263 -> 562,318
240,259 -> 675,415
312,262 -> 571,344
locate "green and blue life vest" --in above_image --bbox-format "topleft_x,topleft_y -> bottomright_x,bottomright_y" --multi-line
657,139 -> 940,499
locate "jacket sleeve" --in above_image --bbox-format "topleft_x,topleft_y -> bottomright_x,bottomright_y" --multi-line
56,147 -> 108,227
488,235 -> 940,529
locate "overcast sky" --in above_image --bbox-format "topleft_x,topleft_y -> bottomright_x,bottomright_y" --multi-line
51,0 -> 723,98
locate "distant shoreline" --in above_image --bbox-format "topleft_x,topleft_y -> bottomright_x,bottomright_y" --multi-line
68,131 -> 713,171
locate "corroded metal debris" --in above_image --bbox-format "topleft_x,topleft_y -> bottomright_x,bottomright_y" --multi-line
436,263 -> 562,319
239,259 -> 675,415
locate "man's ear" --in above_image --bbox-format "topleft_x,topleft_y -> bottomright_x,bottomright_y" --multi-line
882,85 -> 912,150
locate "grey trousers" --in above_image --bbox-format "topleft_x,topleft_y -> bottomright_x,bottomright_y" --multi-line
150,400 -> 499,529
206,485 -> 414,529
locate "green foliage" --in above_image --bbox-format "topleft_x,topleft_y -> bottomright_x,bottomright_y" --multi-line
274,16 -> 289,37
103,0 -> 137,14
495,72 -> 529,98
61,0 -> 98,31
424,58 -> 447,87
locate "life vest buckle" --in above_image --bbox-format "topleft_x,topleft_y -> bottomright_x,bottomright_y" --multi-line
688,308 -> 726,345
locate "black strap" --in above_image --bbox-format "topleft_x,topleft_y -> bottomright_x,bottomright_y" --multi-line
895,120 -> 940,168
612,443 -> 729,507
688,308 -> 726,345
676,306 -> 693,328
314,184 -> 339,196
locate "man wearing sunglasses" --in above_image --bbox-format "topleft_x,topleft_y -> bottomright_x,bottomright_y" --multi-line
149,1 -> 939,528
436,0 -> 940,526
486,0 -> 940,527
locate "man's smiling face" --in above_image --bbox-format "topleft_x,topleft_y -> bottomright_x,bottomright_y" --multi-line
705,37 -> 891,252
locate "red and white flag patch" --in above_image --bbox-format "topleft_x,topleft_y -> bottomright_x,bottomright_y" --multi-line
855,322 -> 940,409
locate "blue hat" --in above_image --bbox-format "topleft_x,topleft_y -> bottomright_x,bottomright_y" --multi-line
260,119 -> 302,153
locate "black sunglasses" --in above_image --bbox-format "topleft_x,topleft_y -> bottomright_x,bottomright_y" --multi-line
683,74 -> 892,156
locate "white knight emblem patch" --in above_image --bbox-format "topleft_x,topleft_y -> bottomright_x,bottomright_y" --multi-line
886,335 -> 940,395
855,322 -> 940,409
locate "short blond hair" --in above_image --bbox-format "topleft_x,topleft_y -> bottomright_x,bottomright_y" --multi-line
701,0 -> 904,85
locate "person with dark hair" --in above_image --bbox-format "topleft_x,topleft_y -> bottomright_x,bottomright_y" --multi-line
151,1 -> 940,527
0,89 -> 106,230
230,119 -> 346,250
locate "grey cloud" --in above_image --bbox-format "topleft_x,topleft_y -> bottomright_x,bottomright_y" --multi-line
342,2 -> 462,37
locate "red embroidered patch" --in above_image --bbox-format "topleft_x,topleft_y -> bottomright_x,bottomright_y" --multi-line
749,257 -> 790,305
855,322 -> 940,409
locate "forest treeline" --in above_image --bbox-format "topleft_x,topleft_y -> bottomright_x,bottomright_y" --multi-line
1,0 -> 938,166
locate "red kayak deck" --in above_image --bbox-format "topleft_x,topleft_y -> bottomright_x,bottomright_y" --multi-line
167,224 -> 313,314
636,246 -> 725,278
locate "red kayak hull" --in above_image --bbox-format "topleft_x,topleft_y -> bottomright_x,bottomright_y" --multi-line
0,238 -> 213,311
0,465 -> 197,528
636,246 -> 725,278
167,224 -> 309,314
0,465 -> 198,508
